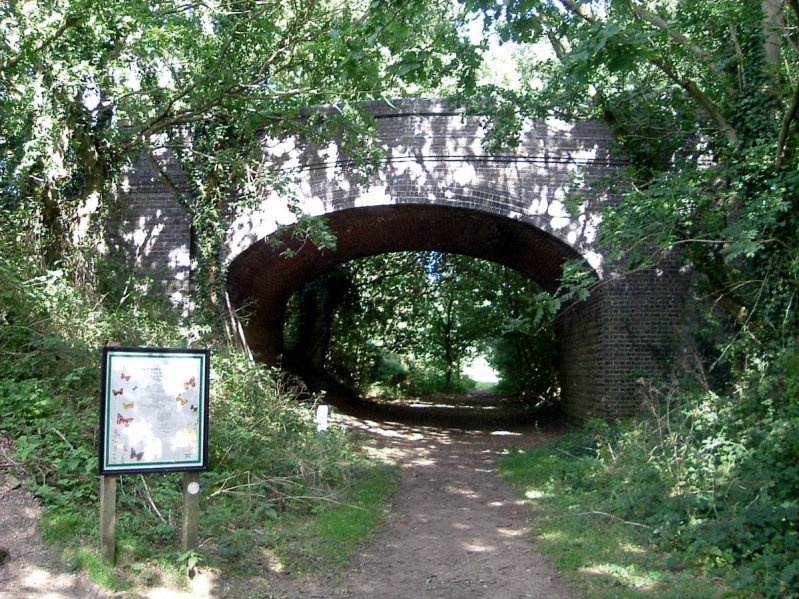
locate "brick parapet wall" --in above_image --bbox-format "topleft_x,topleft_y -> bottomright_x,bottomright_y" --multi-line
598,256 -> 691,419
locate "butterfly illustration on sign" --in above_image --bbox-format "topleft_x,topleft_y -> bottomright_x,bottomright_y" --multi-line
112,388 -> 123,396
176,394 -> 188,406
123,401 -> 134,410
190,404 -> 198,413
183,377 -> 196,390
116,413 -> 134,427
121,373 -> 131,381
130,448 -> 144,461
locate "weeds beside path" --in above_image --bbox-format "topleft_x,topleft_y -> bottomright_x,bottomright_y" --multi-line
0,419 -> 572,599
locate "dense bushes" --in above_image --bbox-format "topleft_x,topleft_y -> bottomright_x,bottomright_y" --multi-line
0,232 -> 384,581
501,348 -> 799,597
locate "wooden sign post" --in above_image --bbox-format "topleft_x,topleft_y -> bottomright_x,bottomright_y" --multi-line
98,347 -> 210,565
182,471 -> 200,552
99,475 -> 117,563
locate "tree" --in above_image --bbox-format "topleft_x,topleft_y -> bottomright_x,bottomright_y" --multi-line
465,0 -> 799,343
408,253 -> 505,389
456,6 -> 799,591
0,0 -> 481,310
288,252 -> 559,397
483,266 -> 559,397
283,266 -> 355,374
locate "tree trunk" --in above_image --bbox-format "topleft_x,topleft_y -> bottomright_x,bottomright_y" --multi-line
762,0 -> 782,68
291,270 -> 352,372
41,183 -> 65,268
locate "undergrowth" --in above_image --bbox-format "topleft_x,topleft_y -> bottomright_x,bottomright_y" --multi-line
500,363 -> 799,599
0,234 -> 392,590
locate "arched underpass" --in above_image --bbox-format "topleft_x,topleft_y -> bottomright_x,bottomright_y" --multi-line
220,100 -> 688,422
118,98 -> 687,422
226,204 -> 591,426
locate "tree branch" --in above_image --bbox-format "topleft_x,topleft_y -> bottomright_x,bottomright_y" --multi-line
650,58 -> 739,146
0,11 -> 87,75
572,510 -> 653,529
557,0 -> 597,24
629,4 -> 714,64
729,25 -> 746,91
146,150 -> 196,216
131,31 -> 238,142
629,3 -> 737,98
546,31 -> 567,62
354,263 -> 420,290
553,0 -> 735,145
776,78 -> 799,170
127,6 -> 318,147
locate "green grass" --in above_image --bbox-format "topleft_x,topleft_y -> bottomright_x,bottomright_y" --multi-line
499,447 -> 729,599
26,453 -> 397,591
274,462 -> 398,573
70,548 -> 132,592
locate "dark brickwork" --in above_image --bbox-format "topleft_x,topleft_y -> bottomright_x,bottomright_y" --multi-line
110,148 -> 194,309
121,98 -> 688,421
559,292 -> 605,422
598,258 -> 691,419
227,205 -> 591,374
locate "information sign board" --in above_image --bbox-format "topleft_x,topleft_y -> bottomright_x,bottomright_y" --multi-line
99,347 -> 210,475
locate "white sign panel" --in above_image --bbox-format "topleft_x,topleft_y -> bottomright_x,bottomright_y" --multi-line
99,347 -> 210,474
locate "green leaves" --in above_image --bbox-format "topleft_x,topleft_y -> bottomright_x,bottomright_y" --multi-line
1,0 -> 481,280
566,19 -> 654,80
465,0 -> 799,343
499,377 -> 799,598
299,252 -> 564,397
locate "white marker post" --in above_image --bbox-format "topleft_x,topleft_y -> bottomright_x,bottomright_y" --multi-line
316,404 -> 329,432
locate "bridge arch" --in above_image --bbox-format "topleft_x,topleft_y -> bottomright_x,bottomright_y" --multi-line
226,201 -> 593,364
225,99 -> 613,270
223,99 -> 686,422
116,98 -> 686,421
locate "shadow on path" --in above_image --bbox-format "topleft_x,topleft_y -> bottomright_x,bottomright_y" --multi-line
270,418 -> 574,599
301,370 -> 561,430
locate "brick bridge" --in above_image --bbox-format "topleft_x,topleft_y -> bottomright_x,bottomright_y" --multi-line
118,99 -> 686,422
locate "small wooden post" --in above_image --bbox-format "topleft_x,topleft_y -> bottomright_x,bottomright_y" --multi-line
182,471 -> 200,552
99,475 -> 117,564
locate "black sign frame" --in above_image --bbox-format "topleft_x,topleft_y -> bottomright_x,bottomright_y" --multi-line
99,346 -> 210,475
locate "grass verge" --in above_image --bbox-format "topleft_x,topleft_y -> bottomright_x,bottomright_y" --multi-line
499,443 -> 729,599
27,447 -> 397,594
271,462 -> 398,575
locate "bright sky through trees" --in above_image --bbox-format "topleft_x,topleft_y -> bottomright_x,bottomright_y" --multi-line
462,355 -> 499,383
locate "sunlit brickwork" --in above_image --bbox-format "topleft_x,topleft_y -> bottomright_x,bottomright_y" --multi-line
117,99 -> 689,421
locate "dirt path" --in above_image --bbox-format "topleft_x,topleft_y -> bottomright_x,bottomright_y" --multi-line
0,431 -> 117,599
271,419 -> 574,599
0,417 -> 574,599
